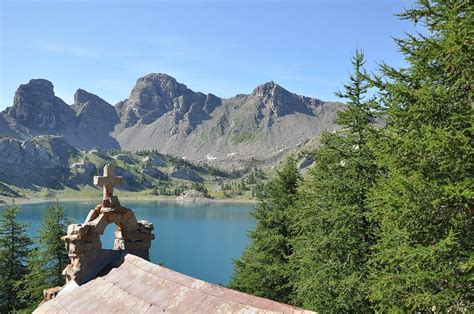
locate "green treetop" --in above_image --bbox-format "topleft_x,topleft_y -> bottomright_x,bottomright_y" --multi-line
21,201 -> 71,307
289,50 -> 380,312
0,201 -> 32,312
229,156 -> 301,303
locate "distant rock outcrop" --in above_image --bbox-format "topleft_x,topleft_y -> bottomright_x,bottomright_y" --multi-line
142,155 -> 166,167
4,79 -> 76,131
89,149 -> 110,160
69,160 -> 97,185
169,166 -> 203,182
113,153 -> 136,164
71,89 -> 120,149
176,189 -> 206,202
298,154 -> 314,169
141,167 -> 168,180
0,136 -> 77,188
115,166 -> 152,190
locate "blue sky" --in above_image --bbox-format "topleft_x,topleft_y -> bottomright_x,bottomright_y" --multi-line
0,0 -> 414,109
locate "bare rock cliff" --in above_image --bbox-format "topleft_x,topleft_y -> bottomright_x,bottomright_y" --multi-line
5,79 -> 76,131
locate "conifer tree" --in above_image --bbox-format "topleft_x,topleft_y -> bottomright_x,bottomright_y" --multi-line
21,201 -> 70,306
289,50 -> 379,311
367,1 -> 473,311
0,201 -> 32,312
229,156 -> 301,303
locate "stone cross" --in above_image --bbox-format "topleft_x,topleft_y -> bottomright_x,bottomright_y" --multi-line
94,163 -> 124,207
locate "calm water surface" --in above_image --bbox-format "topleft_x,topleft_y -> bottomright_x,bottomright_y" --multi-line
1,200 -> 255,285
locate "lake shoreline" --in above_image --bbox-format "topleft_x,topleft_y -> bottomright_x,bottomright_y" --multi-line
0,195 -> 258,206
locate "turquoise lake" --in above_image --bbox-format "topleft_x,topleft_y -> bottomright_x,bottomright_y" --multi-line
1,200 -> 255,285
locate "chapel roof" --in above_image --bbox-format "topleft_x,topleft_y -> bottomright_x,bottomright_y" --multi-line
35,254 -> 311,313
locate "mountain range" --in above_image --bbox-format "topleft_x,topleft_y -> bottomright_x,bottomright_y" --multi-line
1,74 -> 343,168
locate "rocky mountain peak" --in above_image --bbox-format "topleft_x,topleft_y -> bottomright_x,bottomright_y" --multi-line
74,88 -> 101,106
133,73 -> 189,100
11,79 -> 55,105
73,88 -> 119,133
73,89 -> 114,114
20,79 -> 55,94
252,81 -> 287,97
4,78 -> 76,131
251,81 -> 311,117
118,73 -> 208,126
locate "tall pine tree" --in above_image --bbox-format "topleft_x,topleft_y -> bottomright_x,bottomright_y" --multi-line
289,51 -> 379,312
229,156 -> 301,303
0,201 -> 32,312
21,201 -> 70,307
367,0 -> 473,311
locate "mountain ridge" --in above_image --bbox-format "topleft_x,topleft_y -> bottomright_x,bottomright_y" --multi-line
1,74 -> 344,168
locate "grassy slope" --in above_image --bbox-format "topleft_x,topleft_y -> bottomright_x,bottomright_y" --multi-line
0,148 -> 271,204
0,185 -> 258,205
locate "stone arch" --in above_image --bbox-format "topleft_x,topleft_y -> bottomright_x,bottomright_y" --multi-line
62,204 -> 154,284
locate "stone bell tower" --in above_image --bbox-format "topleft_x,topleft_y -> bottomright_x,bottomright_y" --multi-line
61,163 -> 154,284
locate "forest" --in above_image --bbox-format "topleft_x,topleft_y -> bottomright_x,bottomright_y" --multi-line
230,1 -> 473,312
